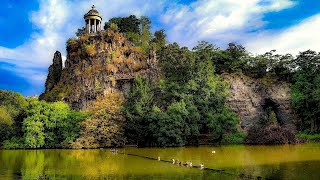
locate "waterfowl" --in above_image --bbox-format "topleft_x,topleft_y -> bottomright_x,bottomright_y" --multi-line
182,161 -> 192,167
212,150 -> 216,154
196,163 -> 204,169
157,156 -> 161,161
110,148 -> 118,154
38,175 -> 49,180
174,159 -> 181,165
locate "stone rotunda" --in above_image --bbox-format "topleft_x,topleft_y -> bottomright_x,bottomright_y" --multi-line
84,5 -> 102,34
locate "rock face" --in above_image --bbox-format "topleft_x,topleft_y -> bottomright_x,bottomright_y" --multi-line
40,29 -> 157,110
222,74 -> 300,132
44,51 -> 62,93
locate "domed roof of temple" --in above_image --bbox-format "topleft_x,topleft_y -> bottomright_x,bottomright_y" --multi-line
84,5 -> 102,19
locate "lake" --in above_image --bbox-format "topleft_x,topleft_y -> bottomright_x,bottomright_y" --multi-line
1,143 -> 320,179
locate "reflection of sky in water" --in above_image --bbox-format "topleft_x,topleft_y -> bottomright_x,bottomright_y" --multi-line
1,143 -> 320,179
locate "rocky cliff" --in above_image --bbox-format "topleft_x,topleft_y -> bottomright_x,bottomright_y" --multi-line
44,51 -> 62,93
40,29 -> 157,110
222,73 -> 300,132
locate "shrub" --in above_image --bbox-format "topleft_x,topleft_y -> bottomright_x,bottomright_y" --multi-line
112,49 -> 121,59
106,64 -> 118,74
222,132 -> 247,144
80,34 -> 90,42
297,133 -> 320,142
110,77 -> 116,87
2,137 -> 24,149
110,23 -> 119,31
114,33 -> 122,41
84,44 -> 96,56
132,61 -> 146,71
71,135 -> 98,149
67,38 -> 78,49
113,57 -> 124,64
124,57 -> 134,65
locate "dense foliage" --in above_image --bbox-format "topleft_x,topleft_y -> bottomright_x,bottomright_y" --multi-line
0,90 -> 27,145
104,15 -> 165,53
291,51 -> 320,133
0,91 -> 87,149
71,92 -> 126,148
125,42 -> 240,147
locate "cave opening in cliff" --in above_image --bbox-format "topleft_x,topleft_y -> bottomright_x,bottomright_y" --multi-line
262,98 -> 283,126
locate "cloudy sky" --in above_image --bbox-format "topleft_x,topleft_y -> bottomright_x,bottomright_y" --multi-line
0,0 -> 319,96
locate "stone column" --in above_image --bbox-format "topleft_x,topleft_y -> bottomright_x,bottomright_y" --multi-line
86,20 -> 89,33
94,19 -> 97,33
88,19 -> 91,33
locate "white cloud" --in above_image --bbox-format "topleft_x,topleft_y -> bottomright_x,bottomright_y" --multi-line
0,0 -> 69,68
161,0 -> 296,47
245,14 -> 320,55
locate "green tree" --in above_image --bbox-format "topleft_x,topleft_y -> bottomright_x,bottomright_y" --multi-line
0,90 -> 27,145
22,99 -> 86,148
0,90 -> 27,119
151,29 -> 166,50
0,106 -> 14,144
291,50 -> 320,133
23,117 -> 45,148
104,15 -> 140,34
292,51 -> 320,133
72,92 -> 126,148
213,43 -> 248,73
125,76 -> 154,145
76,27 -> 86,37
150,103 -> 188,147
139,16 -> 152,53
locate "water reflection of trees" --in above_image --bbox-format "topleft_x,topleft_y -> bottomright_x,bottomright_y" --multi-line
0,150 -> 123,179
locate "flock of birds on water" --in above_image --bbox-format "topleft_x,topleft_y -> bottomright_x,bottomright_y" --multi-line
38,149 -> 216,179
110,148 -> 217,170
158,150 -> 216,170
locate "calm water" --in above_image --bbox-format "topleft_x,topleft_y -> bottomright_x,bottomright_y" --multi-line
1,143 -> 320,179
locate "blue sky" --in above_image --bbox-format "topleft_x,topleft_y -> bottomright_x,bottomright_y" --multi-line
0,0 -> 320,96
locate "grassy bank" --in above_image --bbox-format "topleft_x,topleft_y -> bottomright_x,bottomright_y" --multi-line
297,133 -> 320,142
